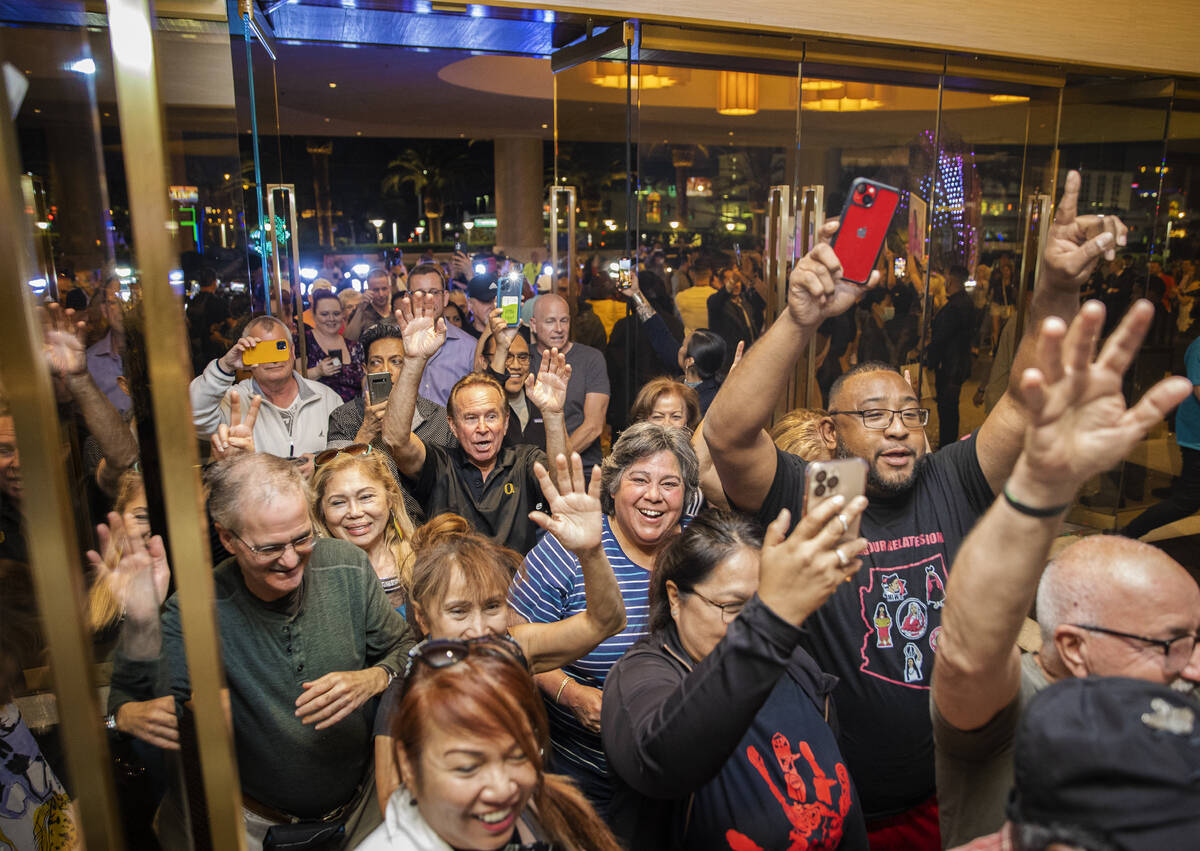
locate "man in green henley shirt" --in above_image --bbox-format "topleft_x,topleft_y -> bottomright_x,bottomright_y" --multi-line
154,452 -> 413,849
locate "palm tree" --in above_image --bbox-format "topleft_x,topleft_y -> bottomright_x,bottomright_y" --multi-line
381,143 -> 474,228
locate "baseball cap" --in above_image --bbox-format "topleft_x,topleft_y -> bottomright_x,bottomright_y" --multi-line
467,273 -> 498,302
1007,677 -> 1200,850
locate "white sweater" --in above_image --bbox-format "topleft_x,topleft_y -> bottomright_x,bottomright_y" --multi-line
189,359 -> 343,458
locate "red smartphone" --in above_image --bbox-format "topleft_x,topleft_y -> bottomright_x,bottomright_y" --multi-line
830,178 -> 901,285
803,457 -> 868,545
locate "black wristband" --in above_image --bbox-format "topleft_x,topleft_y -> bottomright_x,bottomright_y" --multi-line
1002,485 -> 1070,518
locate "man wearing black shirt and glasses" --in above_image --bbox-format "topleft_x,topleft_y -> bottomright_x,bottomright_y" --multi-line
705,170 -> 1128,849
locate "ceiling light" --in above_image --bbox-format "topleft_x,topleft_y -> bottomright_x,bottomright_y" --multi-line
717,71 -> 758,116
989,94 -> 1030,104
328,82 -> 337,88
590,62 -> 680,90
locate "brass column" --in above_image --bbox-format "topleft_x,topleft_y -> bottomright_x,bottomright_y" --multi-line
105,0 -> 247,847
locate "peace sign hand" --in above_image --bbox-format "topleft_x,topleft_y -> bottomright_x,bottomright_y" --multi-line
211,391 -> 260,460
528,453 -> 603,554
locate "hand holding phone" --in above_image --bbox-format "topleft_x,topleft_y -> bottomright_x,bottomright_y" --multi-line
367,371 -> 393,405
498,270 -> 523,327
831,178 -> 901,285
242,338 -> 290,366
803,457 -> 868,545
616,258 -> 633,290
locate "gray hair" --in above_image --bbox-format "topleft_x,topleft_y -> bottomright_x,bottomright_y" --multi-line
600,422 -> 699,515
205,453 -> 310,535
243,313 -> 291,339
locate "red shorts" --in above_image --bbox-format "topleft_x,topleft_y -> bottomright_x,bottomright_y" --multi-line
865,795 -> 941,851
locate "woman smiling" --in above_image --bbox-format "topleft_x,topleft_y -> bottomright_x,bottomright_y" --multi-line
312,448 -> 416,611
355,643 -> 620,850
508,422 -> 698,816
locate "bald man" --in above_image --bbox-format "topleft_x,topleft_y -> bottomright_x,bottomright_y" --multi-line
529,294 -> 609,471
931,301 -> 1197,847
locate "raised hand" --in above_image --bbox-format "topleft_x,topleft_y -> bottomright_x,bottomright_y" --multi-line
487,307 -> 519,346
728,339 -> 746,374
86,510 -> 170,624
394,291 -> 446,360
786,219 -> 879,329
211,391 -> 260,460
1040,170 -> 1128,291
218,334 -> 263,373
529,453 -> 602,553
756,496 -> 869,627
1014,299 -> 1192,499
526,347 -> 571,414
40,302 -> 88,376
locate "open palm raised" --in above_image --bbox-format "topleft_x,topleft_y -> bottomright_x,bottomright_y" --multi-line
395,291 -> 446,359
526,347 -> 571,414
529,453 -> 602,553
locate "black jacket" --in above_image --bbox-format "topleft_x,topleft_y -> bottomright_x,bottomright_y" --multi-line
601,595 -> 839,849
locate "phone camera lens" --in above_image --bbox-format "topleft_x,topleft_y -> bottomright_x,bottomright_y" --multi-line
815,471 -> 827,483
814,484 -> 826,497
860,193 -> 875,208
276,341 -> 286,350
827,476 -> 839,489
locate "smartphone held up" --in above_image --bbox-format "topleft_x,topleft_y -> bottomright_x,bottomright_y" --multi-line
803,457 -> 868,545
830,178 -> 901,286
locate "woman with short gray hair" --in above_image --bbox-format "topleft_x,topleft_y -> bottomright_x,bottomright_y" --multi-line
508,421 -> 699,817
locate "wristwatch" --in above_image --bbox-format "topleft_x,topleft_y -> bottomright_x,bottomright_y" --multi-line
105,713 -> 119,732
375,663 -> 397,688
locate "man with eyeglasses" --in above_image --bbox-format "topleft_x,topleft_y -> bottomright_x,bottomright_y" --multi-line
383,292 -> 570,554
705,171 -> 1130,848
931,299 -> 1197,848
149,452 -> 413,849
391,263 -> 475,407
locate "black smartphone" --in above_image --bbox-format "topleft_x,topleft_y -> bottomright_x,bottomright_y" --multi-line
367,372 -> 393,405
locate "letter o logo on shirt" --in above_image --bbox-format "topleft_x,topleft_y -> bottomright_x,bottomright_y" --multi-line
504,482 -> 516,496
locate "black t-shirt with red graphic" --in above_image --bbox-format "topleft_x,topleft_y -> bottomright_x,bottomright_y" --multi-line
754,433 -> 994,819
688,672 -> 869,850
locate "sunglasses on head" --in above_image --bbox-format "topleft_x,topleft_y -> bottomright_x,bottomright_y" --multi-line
402,635 -> 529,684
314,443 -> 372,468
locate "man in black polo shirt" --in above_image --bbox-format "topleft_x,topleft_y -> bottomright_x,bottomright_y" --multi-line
705,170 -> 1128,849
382,292 -> 569,553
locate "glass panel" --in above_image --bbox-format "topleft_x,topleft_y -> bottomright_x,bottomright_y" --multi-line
794,69 -> 942,410
1056,79 -> 1173,528
553,37 -> 637,437
929,82 -> 1061,448
1114,80 -> 1199,551
629,61 -> 801,428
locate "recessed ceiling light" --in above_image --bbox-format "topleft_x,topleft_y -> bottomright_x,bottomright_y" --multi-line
329,82 -> 337,88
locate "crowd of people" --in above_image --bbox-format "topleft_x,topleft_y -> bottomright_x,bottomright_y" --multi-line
2,170 -> 1199,851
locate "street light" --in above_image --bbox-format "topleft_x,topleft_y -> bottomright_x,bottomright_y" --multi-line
725,222 -> 736,232
369,218 -> 385,242
668,221 -> 680,230
415,225 -> 426,239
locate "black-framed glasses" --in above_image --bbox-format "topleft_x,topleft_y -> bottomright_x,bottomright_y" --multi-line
231,527 -> 316,559
314,443 -> 373,468
505,352 -> 531,364
1071,623 -> 1200,673
829,408 -> 930,429
402,635 -> 530,682
687,588 -> 747,624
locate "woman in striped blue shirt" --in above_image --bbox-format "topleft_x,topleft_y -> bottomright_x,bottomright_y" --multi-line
508,422 -> 699,817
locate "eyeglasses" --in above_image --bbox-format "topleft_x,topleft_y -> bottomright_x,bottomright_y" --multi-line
1071,624 -> 1200,674
232,527 -> 316,559
505,352 -> 531,364
829,408 -> 930,429
314,443 -> 372,468
687,588 -> 746,624
402,635 -> 529,683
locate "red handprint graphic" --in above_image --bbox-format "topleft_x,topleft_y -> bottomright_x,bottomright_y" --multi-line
725,733 -> 851,850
